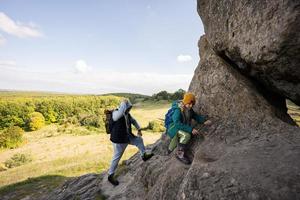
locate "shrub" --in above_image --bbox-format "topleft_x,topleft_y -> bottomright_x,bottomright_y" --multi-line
147,120 -> 165,132
0,163 -> 8,171
4,153 -> 32,168
79,114 -> 104,128
0,126 -> 24,149
62,116 -> 79,126
27,112 -> 45,131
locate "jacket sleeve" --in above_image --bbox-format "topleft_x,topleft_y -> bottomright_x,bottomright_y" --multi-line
172,109 -> 193,133
130,115 -> 141,130
112,102 -> 127,121
192,110 -> 206,123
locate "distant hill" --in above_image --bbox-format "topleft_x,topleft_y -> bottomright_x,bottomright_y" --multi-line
0,90 -> 70,97
0,90 -> 152,105
102,93 -> 150,98
0,90 -> 149,97
101,93 -> 151,103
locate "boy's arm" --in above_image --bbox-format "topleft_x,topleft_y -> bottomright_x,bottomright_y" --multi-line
172,109 -> 193,133
192,110 -> 206,124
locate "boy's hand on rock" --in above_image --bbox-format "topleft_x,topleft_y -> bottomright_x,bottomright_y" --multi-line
201,131 -> 209,137
204,120 -> 212,126
192,128 -> 200,135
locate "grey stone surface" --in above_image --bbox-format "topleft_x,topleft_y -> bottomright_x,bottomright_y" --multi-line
197,0 -> 300,105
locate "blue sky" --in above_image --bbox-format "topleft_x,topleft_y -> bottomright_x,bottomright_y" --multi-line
0,0 -> 204,95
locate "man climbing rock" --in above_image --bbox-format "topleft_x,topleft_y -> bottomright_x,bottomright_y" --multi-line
167,92 -> 211,164
107,99 -> 154,186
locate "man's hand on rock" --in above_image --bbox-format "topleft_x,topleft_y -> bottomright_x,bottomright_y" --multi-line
137,130 -> 142,137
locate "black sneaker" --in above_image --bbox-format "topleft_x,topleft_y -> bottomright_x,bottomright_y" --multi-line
176,147 -> 191,165
175,153 -> 191,165
108,174 -> 119,186
142,152 -> 154,161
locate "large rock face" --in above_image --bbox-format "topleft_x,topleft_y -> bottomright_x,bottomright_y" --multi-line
42,0 -> 300,200
197,0 -> 300,105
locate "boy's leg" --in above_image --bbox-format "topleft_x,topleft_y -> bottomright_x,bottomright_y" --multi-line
108,143 -> 128,175
168,133 -> 178,152
178,130 -> 191,144
176,131 -> 191,165
129,136 -> 145,156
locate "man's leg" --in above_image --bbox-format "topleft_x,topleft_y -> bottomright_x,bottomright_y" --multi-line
108,143 -> 127,185
129,136 -> 154,161
129,136 -> 146,156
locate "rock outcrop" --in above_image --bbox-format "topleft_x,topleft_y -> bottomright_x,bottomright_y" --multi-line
43,0 -> 300,199
197,0 -> 300,105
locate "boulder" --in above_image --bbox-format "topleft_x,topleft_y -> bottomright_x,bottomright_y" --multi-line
197,0 -> 300,105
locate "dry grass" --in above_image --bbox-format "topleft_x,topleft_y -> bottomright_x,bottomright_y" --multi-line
131,100 -> 170,127
0,101 -> 169,194
287,100 -> 300,126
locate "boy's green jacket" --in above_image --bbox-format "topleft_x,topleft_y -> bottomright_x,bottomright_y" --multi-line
167,101 -> 206,138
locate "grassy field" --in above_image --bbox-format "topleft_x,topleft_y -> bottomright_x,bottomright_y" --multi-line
0,100 -> 170,199
287,100 -> 300,126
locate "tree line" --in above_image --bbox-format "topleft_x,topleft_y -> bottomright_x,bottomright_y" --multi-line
0,95 -> 121,131
151,89 -> 186,101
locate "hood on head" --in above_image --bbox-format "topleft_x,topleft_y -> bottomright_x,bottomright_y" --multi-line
119,100 -> 133,112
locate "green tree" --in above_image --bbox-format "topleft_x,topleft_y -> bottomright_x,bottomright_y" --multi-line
171,89 -> 186,100
0,95 -> 121,130
27,112 -> 45,131
154,91 -> 170,100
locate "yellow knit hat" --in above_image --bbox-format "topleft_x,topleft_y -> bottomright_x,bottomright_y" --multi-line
182,92 -> 196,105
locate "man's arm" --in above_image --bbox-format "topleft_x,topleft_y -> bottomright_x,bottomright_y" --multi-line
130,115 -> 141,130
112,101 -> 127,121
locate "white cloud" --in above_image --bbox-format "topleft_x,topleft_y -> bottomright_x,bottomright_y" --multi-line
0,34 -> 6,45
0,12 -> 43,38
0,66 -> 193,95
177,54 -> 192,63
0,60 -> 16,66
74,59 -> 92,73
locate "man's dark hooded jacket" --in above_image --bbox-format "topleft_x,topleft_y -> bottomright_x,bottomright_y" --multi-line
110,101 -> 141,143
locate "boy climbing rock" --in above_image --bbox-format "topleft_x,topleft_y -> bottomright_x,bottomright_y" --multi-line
166,92 -> 211,164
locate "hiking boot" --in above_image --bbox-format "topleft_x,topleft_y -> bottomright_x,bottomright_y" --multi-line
175,144 -> 191,165
142,152 -> 154,161
108,174 -> 119,186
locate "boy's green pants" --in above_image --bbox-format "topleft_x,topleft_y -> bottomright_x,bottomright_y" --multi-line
168,130 -> 191,151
